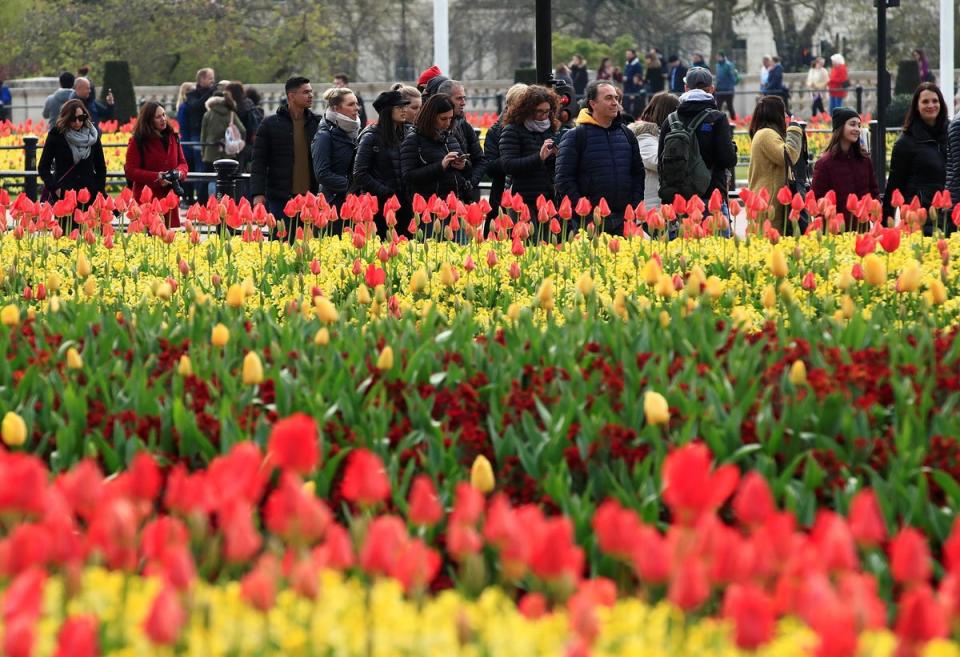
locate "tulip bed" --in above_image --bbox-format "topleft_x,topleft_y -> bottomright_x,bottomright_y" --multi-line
1,186 -> 960,657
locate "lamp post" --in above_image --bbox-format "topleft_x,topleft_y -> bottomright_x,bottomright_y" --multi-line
433,0 -> 449,74
873,0 -> 895,191
942,0 -> 955,119
535,0 -> 552,84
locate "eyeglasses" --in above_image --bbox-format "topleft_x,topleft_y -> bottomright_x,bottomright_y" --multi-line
71,114 -> 88,123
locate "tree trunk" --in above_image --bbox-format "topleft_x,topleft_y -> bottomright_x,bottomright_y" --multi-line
760,0 -> 827,72
710,0 -> 738,59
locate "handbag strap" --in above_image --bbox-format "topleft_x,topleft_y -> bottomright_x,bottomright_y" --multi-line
54,160 -> 79,186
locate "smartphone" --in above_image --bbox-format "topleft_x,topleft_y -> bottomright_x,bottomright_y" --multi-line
456,153 -> 469,162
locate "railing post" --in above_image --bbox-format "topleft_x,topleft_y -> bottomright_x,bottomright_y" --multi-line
855,85 -> 863,114
496,92 -> 504,115
213,159 -> 239,201
869,120 -> 885,192
23,135 -> 39,201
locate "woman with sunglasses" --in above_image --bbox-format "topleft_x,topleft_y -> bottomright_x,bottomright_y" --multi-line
38,99 -> 106,229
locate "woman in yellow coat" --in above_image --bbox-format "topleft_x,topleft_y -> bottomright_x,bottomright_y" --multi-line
747,96 -> 803,233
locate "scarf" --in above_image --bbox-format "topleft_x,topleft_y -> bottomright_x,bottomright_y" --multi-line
325,108 -> 360,141
524,118 -> 551,133
64,124 -> 98,163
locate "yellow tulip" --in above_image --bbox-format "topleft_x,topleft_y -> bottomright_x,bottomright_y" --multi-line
685,266 -> 705,297
929,279 -> 948,305
768,246 -> 788,278
896,260 -> 922,293
211,323 -> 230,347
1,411 -> 27,447
612,290 -> 628,319
842,295 -> 856,319
48,297 -> 61,313
439,262 -> 456,287
226,284 -> 245,308
789,360 -> 807,385
409,268 -> 428,294
82,276 -> 97,298
76,252 -> 92,278
242,351 -> 264,385
178,355 -> 193,377
705,276 -> 724,299
761,285 -> 776,309
46,272 -> 61,293
659,310 -> 671,327
576,272 -> 594,297
655,273 -> 675,299
242,277 -> 256,297
377,345 -> 394,371
643,391 -> 670,426
1,304 -> 20,327
66,347 -> 83,370
536,278 -> 555,311
155,281 -> 173,300
836,269 -> 854,292
314,297 -> 339,324
470,454 -> 495,493
778,281 -> 795,305
731,306 -> 752,328
357,284 -> 372,305
862,254 -> 886,286
314,327 -> 330,346
506,303 -> 521,321
641,258 -> 662,285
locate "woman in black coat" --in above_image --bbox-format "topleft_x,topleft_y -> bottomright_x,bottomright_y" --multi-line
353,90 -> 411,239
499,85 -> 560,226
883,82 -> 950,234
399,94 -> 472,212
38,98 -> 106,232
311,87 -> 360,221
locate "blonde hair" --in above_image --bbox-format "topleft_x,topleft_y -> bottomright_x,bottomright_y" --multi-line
323,87 -> 355,110
196,68 -> 214,84
392,84 -> 421,102
176,82 -> 195,108
504,83 -> 528,108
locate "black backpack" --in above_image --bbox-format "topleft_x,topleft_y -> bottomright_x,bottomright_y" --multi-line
657,109 -> 713,202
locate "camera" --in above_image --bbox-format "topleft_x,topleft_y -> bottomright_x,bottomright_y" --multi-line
160,170 -> 185,197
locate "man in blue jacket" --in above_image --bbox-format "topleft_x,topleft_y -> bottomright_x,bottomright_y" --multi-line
623,49 -> 644,117
555,80 -> 645,236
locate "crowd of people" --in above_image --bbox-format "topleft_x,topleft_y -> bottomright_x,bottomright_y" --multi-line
32,57 -> 960,240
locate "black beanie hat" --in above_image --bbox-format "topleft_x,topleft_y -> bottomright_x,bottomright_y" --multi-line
831,107 -> 859,131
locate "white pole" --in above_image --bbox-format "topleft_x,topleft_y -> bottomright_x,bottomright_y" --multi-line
433,0 -> 450,74
942,0 -> 955,118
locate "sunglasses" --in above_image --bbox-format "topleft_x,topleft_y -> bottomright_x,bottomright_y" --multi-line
70,114 -> 89,123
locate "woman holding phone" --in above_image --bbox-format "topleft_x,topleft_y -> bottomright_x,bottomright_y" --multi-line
498,85 -> 560,220
399,93 -> 472,207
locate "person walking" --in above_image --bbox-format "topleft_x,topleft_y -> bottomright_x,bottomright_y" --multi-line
628,91 -> 679,210
38,99 -> 106,231
174,82 -> 196,202
224,82 -> 259,172
827,54 -> 848,113
811,107 -> 879,231
499,85 -> 561,221
644,53 -> 665,96
352,90 -> 411,239
42,72 -> 76,124
714,52 -> 739,119
400,94 -> 473,220
806,58 -> 829,117
435,79 -> 487,200
914,49 -> 935,83
747,95 -> 804,233
657,67 -> 738,223
766,56 -> 789,112
555,80 -> 645,235
0,81 -> 11,122
623,48 -> 645,117
311,87 -> 360,216
884,82 -> 950,234
250,76 -> 321,241
569,55 -> 589,97
597,58 -> 615,82
667,56 -> 688,94
124,101 -> 188,227
184,68 -> 216,204
483,83 -> 528,225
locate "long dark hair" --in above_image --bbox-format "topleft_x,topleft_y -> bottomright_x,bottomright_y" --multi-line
639,92 -> 679,129
224,82 -> 246,109
377,103 -> 407,149
133,101 -> 174,143
414,94 -> 455,140
749,95 -> 787,138
503,85 -> 559,130
903,82 -> 947,134
825,118 -> 866,159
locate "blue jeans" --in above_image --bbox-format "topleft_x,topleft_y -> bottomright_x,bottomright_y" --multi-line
829,95 -> 843,112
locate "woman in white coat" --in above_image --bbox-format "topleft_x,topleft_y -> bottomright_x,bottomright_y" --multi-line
628,92 -> 679,209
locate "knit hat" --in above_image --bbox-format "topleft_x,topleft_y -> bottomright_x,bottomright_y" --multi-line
423,74 -> 450,99
417,65 -> 443,88
373,90 -> 411,114
831,106 -> 859,131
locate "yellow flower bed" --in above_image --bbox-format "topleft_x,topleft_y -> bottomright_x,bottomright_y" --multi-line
11,567 -> 941,657
0,132 -> 130,173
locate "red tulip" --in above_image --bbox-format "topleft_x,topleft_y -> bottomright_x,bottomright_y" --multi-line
810,604 -> 858,657
241,556 -> 278,612
854,233 -> 877,257
597,197 -> 611,217
264,473 -> 332,544
221,501 -> 262,563
518,592 -> 548,619
943,518 -> 960,574
144,585 -> 186,646
733,471 -> 775,528
802,272 -> 816,290
895,585 -> 948,645
723,584 -> 775,650
267,413 -> 320,475
593,499 -> 641,560
407,475 -> 443,527
1,568 -> 45,622
890,189 -> 905,208
889,527 -> 931,585
390,538 -> 441,593
879,227 -> 901,253
529,517 -> 584,583
412,193 -> 428,215
53,615 -> 98,657
662,443 -> 739,526
848,489 -> 887,548
359,515 -> 408,575
341,449 -> 390,507
631,525 -> 670,584
558,196 -> 573,220
668,556 -> 709,611
776,185 -> 793,205
129,451 -> 161,502
574,197 -> 592,217
364,263 -> 386,288
2,616 -> 35,657
811,511 -> 858,573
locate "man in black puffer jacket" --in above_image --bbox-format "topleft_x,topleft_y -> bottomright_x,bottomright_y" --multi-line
555,80 -> 645,235
657,67 -> 738,207
946,116 -> 960,211
251,76 -> 321,241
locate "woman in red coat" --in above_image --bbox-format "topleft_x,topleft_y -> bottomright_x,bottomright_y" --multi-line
124,101 -> 188,227
811,107 -> 879,231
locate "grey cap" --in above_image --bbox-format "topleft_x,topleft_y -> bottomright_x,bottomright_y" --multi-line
684,67 -> 713,90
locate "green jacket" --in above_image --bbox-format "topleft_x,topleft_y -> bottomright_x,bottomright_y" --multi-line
199,96 -> 246,164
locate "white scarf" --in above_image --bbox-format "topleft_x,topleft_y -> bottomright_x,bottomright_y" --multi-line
64,123 -> 98,163
325,108 -> 360,141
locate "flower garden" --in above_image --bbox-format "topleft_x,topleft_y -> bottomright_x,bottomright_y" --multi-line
1,130 -> 960,656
